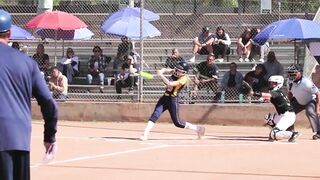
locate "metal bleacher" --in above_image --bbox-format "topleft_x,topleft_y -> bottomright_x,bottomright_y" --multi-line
20,38 -> 302,103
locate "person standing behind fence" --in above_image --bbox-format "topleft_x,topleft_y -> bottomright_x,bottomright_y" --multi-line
212,26 -> 231,62
165,48 -> 184,69
0,9 -> 58,180
189,26 -> 215,63
140,61 -> 205,141
87,46 -> 107,92
287,64 -> 320,140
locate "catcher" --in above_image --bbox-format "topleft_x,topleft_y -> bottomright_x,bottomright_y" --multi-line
253,75 -> 300,142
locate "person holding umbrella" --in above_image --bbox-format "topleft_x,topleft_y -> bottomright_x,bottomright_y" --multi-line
0,9 -> 58,180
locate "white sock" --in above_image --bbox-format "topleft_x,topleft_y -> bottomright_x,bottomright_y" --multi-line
185,122 -> 198,131
142,121 -> 155,137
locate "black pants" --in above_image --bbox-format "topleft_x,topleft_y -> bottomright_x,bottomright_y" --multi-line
115,76 -> 137,93
212,43 -> 230,58
0,151 -> 30,180
149,95 -> 186,128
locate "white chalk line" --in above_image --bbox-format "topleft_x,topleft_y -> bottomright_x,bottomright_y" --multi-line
30,144 -> 169,168
31,140 -> 294,168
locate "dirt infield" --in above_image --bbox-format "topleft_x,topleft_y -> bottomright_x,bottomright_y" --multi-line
30,121 -> 320,180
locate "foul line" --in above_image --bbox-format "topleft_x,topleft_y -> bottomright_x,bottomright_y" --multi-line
31,144 -> 168,168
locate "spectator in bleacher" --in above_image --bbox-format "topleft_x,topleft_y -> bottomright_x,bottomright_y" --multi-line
249,28 -> 270,62
243,64 -> 268,94
87,46 -> 107,92
189,26 -> 215,63
192,54 -> 219,97
48,67 -> 68,101
212,26 -> 231,62
221,62 -> 244,98
113,52 -> 125,81
263,51 -> 284,81
116,55 -> 139,95
165,48 -> 184,69
117,36 -> 133,60
237,28 -> 253,62
58,47 -> 79,84
11,41 -> 20,50
32,43 -> 50,80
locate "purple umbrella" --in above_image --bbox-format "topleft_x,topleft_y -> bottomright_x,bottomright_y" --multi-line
10,25 -> 33,39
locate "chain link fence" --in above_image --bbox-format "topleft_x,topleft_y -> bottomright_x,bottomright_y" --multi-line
1,0 -> 319,103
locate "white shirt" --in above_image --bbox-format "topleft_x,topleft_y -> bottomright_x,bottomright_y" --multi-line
291,77 -> 319,105
60,56 -> 79,71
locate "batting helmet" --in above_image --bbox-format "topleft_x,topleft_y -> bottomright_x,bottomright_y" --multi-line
176,61 -> 189,72
0,9 -> 11,33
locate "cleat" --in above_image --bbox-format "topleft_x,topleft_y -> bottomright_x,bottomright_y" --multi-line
238,57 -> 243,62
288,132 -> 301,142
139,135 -> 148,141
259,58 -> 264,62
197,126 -> 205,139
312,134 -> 320,140
244,58 -> 250,62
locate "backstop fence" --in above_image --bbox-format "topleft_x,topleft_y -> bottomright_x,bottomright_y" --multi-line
1,0 -> 319,103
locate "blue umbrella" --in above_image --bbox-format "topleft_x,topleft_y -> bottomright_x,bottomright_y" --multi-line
108,7 -> 160,22
35,27 -> 94,40
101,16 -> 161,39
10,25 -> 33,39
253,18 -> 320,45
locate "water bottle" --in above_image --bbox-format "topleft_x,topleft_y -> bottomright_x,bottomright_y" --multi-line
239,93 -> 244,103
220,91 -> 225,103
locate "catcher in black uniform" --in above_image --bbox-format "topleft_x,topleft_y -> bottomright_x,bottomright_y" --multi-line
254,75 -> 300,142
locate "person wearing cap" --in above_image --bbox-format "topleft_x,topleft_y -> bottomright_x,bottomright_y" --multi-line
212,26 -> 231,62
189,26 -> 215,63
0,9 -> 58,180
287,64 -> 320,140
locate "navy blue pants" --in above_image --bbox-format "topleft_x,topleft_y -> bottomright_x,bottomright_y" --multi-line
149,95 -> 186,128
0,151 -> 30,180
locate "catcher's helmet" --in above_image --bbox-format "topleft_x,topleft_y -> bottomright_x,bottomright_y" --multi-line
268,75 -> 284,90
0,9 -> 11,33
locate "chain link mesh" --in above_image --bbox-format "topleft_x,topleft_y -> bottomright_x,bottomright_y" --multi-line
1,0 -> 319,103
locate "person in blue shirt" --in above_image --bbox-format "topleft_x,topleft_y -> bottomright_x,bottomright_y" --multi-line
0,9 -> 58,180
